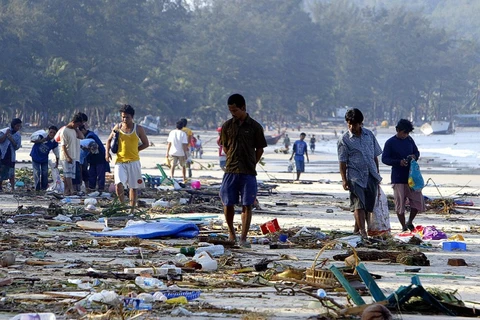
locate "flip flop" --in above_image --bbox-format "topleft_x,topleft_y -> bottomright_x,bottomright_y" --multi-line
238,241 -> 252,249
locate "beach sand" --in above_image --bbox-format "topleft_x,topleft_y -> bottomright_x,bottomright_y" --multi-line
1,126 -> 479,319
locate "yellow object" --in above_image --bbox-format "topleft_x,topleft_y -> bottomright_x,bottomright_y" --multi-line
381,120 -> 388,128
408,177 -> 415,189
166,296 -> 188,305
448,234 -> 465,241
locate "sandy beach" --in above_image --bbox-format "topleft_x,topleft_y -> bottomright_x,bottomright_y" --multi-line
1,125 -> 480,319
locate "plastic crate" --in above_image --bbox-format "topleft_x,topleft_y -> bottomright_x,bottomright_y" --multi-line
161,290 -> 201,301
442,241 -> 466,251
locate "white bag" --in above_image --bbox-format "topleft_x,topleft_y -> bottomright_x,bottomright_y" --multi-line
47,160 -> 64,193
287,161 -> 295,173
368,186 -> 391,236
30,129 -> 47,142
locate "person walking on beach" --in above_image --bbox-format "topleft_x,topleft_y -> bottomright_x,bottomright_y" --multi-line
290,132 -> 309,181
283,134 -> 291,150
309,134 -> 316,154
180,118 -> 193,178
194,135 -> 203,159
106,104 -> 149,211
30,126 -> 60,191
216,127 -> 227,171
0,118 -> 23,191
166,121 -> 189,182
338,108 -> 382,238
382,119 -> 425,232
60,114 -> 83,196
219,93 -> 267,247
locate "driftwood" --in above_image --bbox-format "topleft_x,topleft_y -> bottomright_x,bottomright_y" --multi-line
333,250 -> 400,263
333,250 -> 430,266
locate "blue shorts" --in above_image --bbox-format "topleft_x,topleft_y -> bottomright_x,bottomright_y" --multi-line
220,173 -> 257,206
295,157 -> 305,172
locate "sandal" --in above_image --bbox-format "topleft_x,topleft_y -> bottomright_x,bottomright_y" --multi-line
238,241 -> 252,248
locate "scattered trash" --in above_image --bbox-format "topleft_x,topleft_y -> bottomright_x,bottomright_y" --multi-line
195,244 -> 224,257
447,258 -> 467,266
193,252 -> 217,271
10,313 -> 56,320
0,251 -> 15,267
442,241 -> 467,251
260,218 -> 281,234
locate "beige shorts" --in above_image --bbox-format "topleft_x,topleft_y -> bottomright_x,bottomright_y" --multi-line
62,160 -> 76,179
114,160 -> 144,189
392,184 -> 425,215
168,155 -> 186,168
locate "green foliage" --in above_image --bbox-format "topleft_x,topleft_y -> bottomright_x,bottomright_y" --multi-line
0,0 -> 479,127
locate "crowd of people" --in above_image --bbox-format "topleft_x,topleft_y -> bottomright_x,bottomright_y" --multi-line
0,98 -> 422,245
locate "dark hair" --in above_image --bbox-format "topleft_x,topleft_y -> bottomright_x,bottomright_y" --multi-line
396,119 -> 414,133
345,108 -> 364,124
78,125 -> 86,131
10,118 -> 22,128
48,125 -> 58,132
120,104 -> 135,117
76,112 -> 88,122
227,93 -> 246,108
180,118 -> 188,127
72,113 -> 84,123
176,120 -> 184,130
300,132 -> 306,136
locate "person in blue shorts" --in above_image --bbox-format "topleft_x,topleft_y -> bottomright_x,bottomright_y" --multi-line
219,93 -> 267,248
290,132 -> 309,181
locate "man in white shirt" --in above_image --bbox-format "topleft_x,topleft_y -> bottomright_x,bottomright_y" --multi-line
166,121 -> 189,182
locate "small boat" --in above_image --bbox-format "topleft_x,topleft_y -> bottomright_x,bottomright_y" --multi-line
420,121 -> 454,135
139,115 -> 161,135
265,132 -> 284,145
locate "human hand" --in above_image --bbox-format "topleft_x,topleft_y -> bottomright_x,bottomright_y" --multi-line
342,180 -> 349,190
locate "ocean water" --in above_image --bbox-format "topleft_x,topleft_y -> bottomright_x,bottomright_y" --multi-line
264,127 -> 480,175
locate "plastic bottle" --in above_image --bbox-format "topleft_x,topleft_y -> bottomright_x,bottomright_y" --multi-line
180,247 -> 196,257
134,276 -> 165,289
88,290 -> 119,304
195,244 -> 224,257
316,289 -> 327,298
175,253 -> 189,264
193,252 -> 218,271
10,313 -> 56,320
152,291 -> 168,302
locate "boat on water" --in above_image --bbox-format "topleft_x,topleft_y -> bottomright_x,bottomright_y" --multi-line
139,115 -> 161,135
420,121 -> 454,135
265,132 -> 284,145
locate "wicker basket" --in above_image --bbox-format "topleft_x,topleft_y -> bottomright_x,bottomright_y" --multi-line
305,240 -> 359,287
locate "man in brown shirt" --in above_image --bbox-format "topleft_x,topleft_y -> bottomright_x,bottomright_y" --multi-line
219,93 -> 267,247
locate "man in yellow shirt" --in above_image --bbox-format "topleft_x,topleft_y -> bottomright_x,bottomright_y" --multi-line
180,118 -> 193,178
106,105 -> 149,211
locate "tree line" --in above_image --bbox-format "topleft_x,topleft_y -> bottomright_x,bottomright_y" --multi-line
0,0 -> 479,129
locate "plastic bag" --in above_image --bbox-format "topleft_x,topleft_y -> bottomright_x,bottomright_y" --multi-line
30,129 -> 47,142
47,160 -> 64,193
408,159 -> 424,191
368,186 -> 391,236
111,130 -> 120,154
422,225 -> 447,240
287,161 -> 295,173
